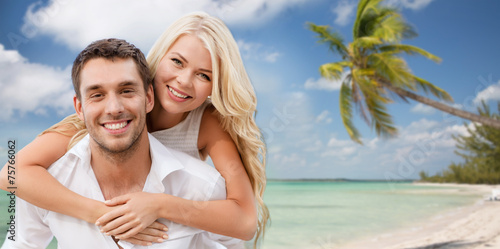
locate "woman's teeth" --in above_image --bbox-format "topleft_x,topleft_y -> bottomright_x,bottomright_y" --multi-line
169,86 -> 189,99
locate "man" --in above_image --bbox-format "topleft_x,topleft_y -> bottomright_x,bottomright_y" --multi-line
1,38 -> 230,249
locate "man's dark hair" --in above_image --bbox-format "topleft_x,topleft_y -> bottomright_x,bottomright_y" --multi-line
71,38 -> 150,99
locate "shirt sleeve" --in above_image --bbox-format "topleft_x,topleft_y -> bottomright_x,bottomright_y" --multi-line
210,175 -> 227,201
1,198 -> 53,249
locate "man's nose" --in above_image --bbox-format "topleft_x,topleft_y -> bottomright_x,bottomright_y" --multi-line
105,93 -> 124,115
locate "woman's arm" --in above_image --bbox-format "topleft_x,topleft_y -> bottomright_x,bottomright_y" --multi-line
99,107 -> 258,240
162,107 -> 257,239
0,130 -> 110,223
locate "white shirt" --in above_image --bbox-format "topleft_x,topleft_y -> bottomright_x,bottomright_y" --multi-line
2,134 -> 240,249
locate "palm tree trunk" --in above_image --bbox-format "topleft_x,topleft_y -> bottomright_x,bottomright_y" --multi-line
380,82 -> 500,129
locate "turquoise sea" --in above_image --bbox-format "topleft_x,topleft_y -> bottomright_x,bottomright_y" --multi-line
0,181 -> 481,249
261,181 -> 480,249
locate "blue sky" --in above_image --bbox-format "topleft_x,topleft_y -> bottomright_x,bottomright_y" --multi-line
1,0 -> 499,180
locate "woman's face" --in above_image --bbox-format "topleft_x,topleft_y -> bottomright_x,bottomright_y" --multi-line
154,34 -> 213,115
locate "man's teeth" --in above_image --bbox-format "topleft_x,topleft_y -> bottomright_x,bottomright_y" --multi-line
104,122 -> 127,130
169,86 -> 189,99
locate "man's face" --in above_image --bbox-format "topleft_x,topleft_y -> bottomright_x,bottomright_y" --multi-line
74,57 -> 153,154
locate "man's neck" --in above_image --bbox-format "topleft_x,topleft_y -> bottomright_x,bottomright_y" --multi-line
90,133 -> 152,200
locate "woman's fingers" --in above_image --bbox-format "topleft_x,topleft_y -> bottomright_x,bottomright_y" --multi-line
101,215 -> 141,236
96,207 -> 126,227
105,194 -> 131,206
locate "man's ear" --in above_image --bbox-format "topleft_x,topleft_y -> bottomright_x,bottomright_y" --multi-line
146,84 -> 154,113
73,95 -> 85,121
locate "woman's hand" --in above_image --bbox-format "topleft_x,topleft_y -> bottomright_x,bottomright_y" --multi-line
119,221 -> 169,246
96,192 -> 167,239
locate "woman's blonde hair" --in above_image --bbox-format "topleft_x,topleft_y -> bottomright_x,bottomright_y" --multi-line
45,11 -> 269,246
148,12 -> 269,246
39,113 -> 87,150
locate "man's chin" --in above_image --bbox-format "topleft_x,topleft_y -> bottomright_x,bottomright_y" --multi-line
99,142 -> 133,154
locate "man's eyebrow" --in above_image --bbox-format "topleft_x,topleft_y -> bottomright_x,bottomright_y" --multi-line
172,52 -> 212,74
83,81 -> 141,93
84,84 -> 102,93
119,81 -> 141,87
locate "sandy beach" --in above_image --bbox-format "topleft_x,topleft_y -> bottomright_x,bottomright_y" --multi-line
337,183 -> 500,249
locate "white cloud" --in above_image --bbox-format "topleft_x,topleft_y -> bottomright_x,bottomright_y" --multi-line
411,103 -> 436,115
264,52 -> 281,63
390,119 -> 465,159
473,80 -> 500,104
316,110 -> 333,124
264,91 -> 469,179
21,0 -> 310,51
237,40 -> 281,63
385,0 -> 435,10
304,140 -> 324,152
322,136 -> 358,159
321,146 -> 356,158
327,136 -> 354,148
0,44 -> 73,121
332,0 -> 357,26
304,77 -> 342,91
279,153 -> 307,167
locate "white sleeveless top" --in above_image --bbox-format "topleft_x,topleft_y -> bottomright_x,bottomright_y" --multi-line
150,101 -> 211,160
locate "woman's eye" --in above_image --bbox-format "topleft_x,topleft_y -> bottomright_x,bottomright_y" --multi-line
172,58 -> 182,66
198,73 -> 211,81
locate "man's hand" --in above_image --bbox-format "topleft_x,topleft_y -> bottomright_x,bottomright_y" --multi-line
120,221 -> 169,246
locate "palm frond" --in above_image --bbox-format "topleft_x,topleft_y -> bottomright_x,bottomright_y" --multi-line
339,78 -> 362,144
355,1 -> 416,42
349,73 -> 370,127
319,61 -> 352,80
308,22 -> 348,58
352,36 -> 383,50
412,76 -> 453,102
353,0 -> 384,38
367,52 -> 414,88
354,73 -> 398,138
379,44 -> 441,63
357,5 -> 396,38
352,67 -> 393,116
372,12 -> 414,43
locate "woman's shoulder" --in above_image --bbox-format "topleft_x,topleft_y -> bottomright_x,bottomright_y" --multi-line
201,103 -> 223,130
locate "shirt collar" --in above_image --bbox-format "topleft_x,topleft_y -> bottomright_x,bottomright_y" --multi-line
143,133 -> 185,193
67,133 -> 185,193
67,134 -> 92,168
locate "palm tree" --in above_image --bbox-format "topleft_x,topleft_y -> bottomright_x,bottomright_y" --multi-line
308,0 -> 500,144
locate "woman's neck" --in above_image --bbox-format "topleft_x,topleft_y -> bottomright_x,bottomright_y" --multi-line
147,104 -> 189,132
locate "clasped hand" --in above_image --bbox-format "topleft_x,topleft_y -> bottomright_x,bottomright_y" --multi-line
96,192 -> 168,246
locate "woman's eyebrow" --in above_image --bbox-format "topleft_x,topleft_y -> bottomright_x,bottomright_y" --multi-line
172,52 -> 212,73
172,52 -> 188,63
